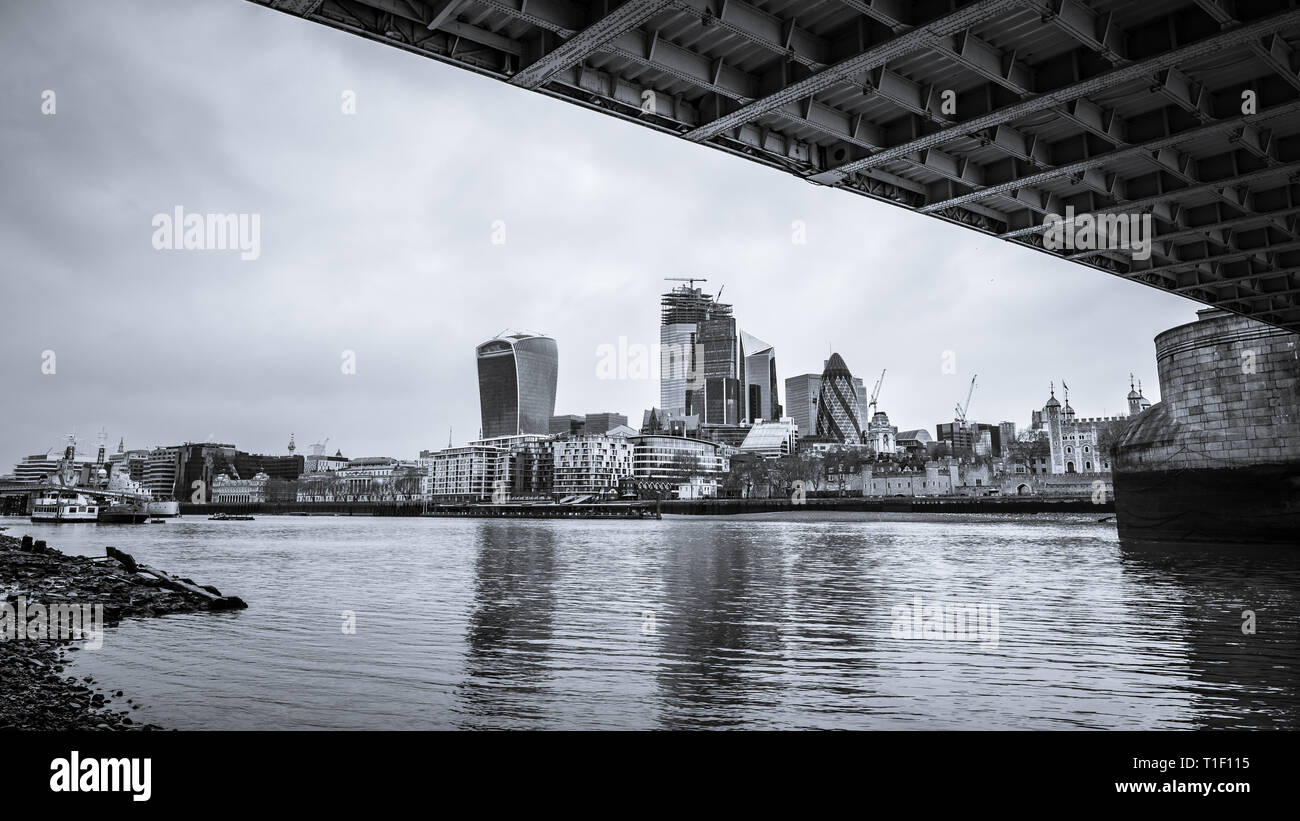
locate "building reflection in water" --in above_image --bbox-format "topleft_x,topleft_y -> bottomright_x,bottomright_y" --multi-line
649,524 -> 882,728
652,529 -> 782,728
455,522 -> 558,727
781,530 -> 883,703
1119,541 -> 1300,729
448,516 -> 1299,729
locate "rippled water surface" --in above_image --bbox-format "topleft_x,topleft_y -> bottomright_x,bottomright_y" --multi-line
14,513 -> 1300,729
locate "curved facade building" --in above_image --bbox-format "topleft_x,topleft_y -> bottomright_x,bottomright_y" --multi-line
629,434 -> 729,499
1113,309 -> 1300,548
476,331 -> 558,439
815,353 -> 864,444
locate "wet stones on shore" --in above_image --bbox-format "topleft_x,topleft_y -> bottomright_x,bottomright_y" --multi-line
0,639 -> 162,731
0,531 -> 245,731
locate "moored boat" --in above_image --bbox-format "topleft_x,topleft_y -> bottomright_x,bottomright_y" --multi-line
98,501 -> 149,524
31,488 -> 100,523
144,499 -> 180,518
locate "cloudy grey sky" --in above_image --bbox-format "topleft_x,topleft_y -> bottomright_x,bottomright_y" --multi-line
0,0 -> 1201,467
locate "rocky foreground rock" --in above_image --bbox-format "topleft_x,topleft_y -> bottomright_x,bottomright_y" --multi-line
0,531 -> 246,730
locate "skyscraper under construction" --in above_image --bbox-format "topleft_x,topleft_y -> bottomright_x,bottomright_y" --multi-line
659,280 -> 748,425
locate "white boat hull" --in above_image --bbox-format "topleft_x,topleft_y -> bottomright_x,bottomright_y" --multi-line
144,500 -> 180,517
31,494 -> 100,523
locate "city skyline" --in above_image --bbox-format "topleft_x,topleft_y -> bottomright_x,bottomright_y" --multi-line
3,308 -> 1164,467
0,0 -> 1196,470
4,0 -> 1298,752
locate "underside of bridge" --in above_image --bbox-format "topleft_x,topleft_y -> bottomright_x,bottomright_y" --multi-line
253,0 -> 1300,332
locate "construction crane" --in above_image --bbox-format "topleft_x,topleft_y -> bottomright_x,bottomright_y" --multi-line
955,375 -> 978,427
664,276 -> 708,289
869,369 -> 886,415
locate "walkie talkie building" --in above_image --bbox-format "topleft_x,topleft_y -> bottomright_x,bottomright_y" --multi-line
476,331 -> 558,439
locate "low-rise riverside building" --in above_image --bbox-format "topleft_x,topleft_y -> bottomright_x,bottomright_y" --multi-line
552,433 -> 633,497
428,445 -> 507,502
860,461 -> 960,497
425,431 -> 641,502
143,448 -> 180,499
304,448 -> 349,473
12,451 -> 94,484
738,419 -> 798,458
629,434 -> 729,499
296,457 -> 424,502
998,474 -> 1114,497
212,472 -> 270,503
895,429 -> 933,460
420,430 -> 734,502
505,438 -> 555,498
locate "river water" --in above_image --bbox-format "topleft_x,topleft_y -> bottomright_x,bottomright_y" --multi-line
12,513 -> 1300,730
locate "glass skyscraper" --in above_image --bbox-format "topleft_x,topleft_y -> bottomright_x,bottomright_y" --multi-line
697,310 -> 745,424
784,373 -> 820,439
815,353 -> 864,444
742,331 -> 779,422
659,284 -> 715,417
476,331 -> 558,439
659,282 -> 776,426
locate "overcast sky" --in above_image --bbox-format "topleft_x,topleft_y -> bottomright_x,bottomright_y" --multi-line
0,0 -> 1203,467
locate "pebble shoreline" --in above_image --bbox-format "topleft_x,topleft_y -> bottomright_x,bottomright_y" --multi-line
0,531 -> 242,731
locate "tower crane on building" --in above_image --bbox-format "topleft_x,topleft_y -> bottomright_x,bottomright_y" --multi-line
663,276 -> 708,289
869,370 -> 886,416
955,375 -> 978,429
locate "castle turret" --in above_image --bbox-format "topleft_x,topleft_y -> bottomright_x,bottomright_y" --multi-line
1127,373 -> 1143,416
1045,383 -> 1065,474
